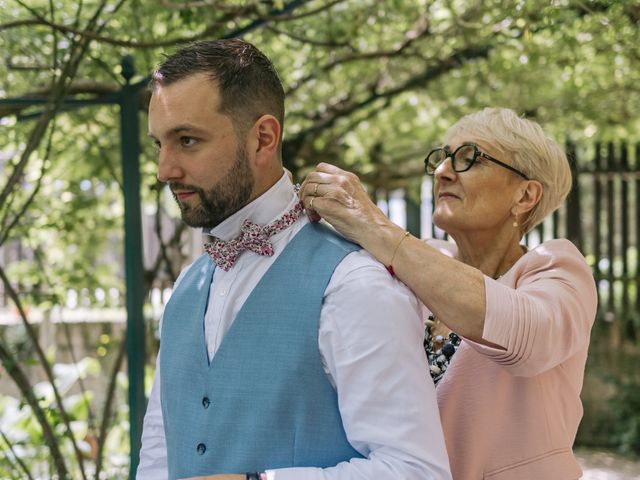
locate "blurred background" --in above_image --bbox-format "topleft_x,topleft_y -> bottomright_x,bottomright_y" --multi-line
0,0 -> 639,478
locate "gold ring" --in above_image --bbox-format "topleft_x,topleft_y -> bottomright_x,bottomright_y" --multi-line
309,197 -> 315,210
313,183 -> 319,196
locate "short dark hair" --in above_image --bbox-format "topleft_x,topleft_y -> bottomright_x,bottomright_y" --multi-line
150,39 -> 285,138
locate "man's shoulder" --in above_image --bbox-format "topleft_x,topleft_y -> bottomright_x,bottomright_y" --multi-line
325,247 -> 422,329
303,221 -> 361,254
301,222 -> 395,280
331,248 -> 414,299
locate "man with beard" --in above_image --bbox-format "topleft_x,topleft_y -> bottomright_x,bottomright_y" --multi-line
137,39 -> 451,480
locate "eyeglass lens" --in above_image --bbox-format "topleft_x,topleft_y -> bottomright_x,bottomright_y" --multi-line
427,145 -> 476,173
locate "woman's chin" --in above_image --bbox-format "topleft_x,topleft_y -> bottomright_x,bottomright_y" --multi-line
433,212 -> 455,231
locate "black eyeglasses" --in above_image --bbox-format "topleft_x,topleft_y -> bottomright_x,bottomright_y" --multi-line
424,143 -> 529,180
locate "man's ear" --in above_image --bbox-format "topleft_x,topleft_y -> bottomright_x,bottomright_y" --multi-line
514,180 -> 543,216
251,114 -> 281,167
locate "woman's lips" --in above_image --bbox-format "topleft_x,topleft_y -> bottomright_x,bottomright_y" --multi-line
438,192 -> 460,200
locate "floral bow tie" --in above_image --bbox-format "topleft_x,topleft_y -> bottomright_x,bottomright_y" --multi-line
204,202 -> 304,271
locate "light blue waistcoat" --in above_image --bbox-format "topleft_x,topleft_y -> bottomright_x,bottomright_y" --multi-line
160,222 -> 364,479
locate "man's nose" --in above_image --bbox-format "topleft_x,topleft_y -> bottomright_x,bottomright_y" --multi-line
156,148 -> 183,183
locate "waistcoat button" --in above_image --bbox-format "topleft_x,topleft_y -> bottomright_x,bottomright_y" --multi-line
196,443 -> 206,455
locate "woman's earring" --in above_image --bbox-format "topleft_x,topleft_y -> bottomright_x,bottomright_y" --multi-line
512,212 -> 519,228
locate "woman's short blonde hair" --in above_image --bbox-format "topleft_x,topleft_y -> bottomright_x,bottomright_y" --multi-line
444,107 -> 572,234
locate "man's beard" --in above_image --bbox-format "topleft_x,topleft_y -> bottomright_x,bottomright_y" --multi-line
170,145 -> 255,229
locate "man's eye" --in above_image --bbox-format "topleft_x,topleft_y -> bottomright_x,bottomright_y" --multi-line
180,137 -> 197,147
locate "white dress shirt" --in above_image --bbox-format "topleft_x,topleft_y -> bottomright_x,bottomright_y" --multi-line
137,172 -> 451,480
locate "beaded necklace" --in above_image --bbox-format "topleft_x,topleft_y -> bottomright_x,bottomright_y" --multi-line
424,314 -> 461,384
424,248 -> 525,384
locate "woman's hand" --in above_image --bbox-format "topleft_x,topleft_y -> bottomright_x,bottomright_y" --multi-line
300,163 -> 401,261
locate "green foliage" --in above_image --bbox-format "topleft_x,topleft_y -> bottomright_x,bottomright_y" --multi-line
0,357 -> 128,478
608,379 -> 640,455
1,1 -> 639,190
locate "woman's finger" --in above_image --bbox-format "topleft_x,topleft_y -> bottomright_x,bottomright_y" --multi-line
315,162 -> 350,175
302,180 -> 355,209
301,170 -> 342,193
302,168 -> 360,197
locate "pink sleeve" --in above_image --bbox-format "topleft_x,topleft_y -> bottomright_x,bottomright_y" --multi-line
465,240 -> 597,377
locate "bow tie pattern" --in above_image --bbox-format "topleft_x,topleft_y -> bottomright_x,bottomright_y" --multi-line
204,201 -> 304,271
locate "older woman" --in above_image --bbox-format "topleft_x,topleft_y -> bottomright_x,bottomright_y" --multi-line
300,108 -> 597,480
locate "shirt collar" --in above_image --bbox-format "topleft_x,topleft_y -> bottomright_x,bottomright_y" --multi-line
204,172 -> 298,241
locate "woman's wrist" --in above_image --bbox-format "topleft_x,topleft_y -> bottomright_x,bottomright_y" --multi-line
361,222 -> 408,268
386,231 -> 411,275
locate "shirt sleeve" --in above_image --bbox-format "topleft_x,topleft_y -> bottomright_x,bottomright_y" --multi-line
137,263 -> 193,478
136,352 -> 168,479
466,239 -> 597,377
268,250 -> 452,480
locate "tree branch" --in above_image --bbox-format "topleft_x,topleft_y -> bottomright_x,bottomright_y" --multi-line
265,0 -> 347,22
94,336 -> 126,479
288,43 -> 493,143
0,429 -> 35,480
0,327 -> 68,477
265,24 -> 353,48
157,0 -> 248,12
1,6 -> 253,49
0,120 -> 54,247
0,17 -> 95,210
285,13 -> 431,94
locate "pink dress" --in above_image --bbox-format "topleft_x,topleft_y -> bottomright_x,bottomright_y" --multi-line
430,239 -> 597,480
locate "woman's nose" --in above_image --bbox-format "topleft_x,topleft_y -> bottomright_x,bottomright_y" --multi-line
434,156 -> 456,182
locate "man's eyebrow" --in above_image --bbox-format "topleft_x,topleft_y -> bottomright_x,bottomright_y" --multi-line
148,124 -> 208,139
